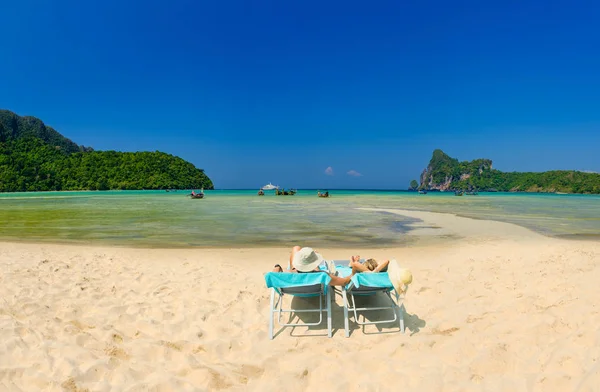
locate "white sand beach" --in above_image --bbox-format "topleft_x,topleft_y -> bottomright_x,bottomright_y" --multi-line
1,209 -> 599,391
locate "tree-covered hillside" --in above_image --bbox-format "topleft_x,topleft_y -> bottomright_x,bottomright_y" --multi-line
0,110 -> 214,192
419,149 -> 600,194
0,109 -> 89,153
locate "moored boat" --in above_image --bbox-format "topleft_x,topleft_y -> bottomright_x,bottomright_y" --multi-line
275,188 -> 295,195
262,183 -> 279,190
189,188 -> 205,199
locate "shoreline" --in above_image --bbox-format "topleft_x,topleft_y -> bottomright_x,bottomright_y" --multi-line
2,192 -> 598,248
1,207 -> 594,250
2,188 -> 600,193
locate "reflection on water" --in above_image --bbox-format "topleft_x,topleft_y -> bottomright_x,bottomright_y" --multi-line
0,190 -> 598,247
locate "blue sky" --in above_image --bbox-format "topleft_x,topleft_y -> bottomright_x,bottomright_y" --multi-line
2,0 -> 599,189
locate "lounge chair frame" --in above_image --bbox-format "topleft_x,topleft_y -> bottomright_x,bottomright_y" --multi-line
341,283 -> 405,338
268,284 -> 332,340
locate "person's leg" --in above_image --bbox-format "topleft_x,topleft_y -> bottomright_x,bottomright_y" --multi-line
288,246 -> 301,270
272,264 -> 283,272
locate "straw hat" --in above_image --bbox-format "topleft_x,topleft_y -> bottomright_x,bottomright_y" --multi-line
292,247 -> 324,272
387,259 -> 412,294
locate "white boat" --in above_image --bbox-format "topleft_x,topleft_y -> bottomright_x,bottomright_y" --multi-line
261,182 -> 279,190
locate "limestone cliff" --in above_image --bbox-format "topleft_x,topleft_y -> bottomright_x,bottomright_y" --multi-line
417,149 -> 599,194
419,149 -> 492,191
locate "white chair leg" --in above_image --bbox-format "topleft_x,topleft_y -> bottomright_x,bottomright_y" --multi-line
269,288 -> 275,340
394,291 -> 404,333
342,288 -> 350,337
326,290 -> 332,338
399,303 -> 405,333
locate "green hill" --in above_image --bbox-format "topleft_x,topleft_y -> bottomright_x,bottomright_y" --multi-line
419,149 -> 600,194
0,110 -> 214,192
0,109 -> 87,153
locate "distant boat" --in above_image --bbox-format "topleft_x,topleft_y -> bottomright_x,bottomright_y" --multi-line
275,188 -> 296,196
418,190 -> 427,194
466,191 -> 479,195
262,183 -> 278,190
257,189 -> 265,196
189,188 -> 205,199
455,191 -> 464,196
318,190 -> 330,198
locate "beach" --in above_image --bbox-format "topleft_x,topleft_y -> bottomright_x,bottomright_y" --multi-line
1,209 -> 599,391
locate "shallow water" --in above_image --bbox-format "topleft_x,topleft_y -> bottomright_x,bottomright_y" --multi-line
0,190 -> 598,247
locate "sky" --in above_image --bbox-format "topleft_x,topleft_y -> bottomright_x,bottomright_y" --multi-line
1,0 -> 599,189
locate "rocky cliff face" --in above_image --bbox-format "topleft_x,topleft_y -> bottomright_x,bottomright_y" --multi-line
420,168 -> 453,191
416,149 -> 600,194
418,149 -> 493,191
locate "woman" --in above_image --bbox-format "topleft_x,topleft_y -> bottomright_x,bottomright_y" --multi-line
348,256 -> 390,273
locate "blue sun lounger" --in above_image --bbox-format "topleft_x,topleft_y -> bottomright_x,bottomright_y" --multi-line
335,265 -> 405,338
265,272 -> 332,340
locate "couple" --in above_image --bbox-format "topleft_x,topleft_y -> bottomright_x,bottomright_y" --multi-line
272,246 -> 392,287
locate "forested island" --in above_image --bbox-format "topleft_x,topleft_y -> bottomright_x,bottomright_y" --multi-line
0,110 -> 214,192
419,149 -> 600,194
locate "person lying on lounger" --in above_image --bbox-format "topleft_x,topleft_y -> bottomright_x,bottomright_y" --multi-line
348,256 -> 390,273
272,246 -> 389,286
271,246 -> 358,286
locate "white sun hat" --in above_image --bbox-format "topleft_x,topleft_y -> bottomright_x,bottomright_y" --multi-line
292,247 -> 324,272
387,259 -> 413,294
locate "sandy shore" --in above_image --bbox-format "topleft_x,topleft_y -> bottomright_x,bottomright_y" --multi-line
1,209 -> 599,391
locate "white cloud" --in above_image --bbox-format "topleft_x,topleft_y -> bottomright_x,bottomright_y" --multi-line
347,170 -> 362,177
324,166 -> 334,176
581,170 -> 598,174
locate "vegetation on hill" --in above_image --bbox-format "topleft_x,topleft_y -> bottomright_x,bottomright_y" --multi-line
419,149 -> 600,194
0,109 -> 90,153
0,110 -> 214,192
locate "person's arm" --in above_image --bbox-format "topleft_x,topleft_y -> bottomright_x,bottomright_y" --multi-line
350,260 -> 370,273
374,259 -> 390,272
328,273 -> 352,286
288,246 -> 301,270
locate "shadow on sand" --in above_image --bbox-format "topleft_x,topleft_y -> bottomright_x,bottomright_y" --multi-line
271,291 -> 426,339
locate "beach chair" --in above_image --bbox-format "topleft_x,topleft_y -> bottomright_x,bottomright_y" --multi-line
339,268 -> 405,337
264,272 -> 332,340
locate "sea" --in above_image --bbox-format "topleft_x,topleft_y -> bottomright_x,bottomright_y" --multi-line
0,190 -> 598,248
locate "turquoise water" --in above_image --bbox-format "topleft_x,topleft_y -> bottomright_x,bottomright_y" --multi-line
0,190 -> 598,247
